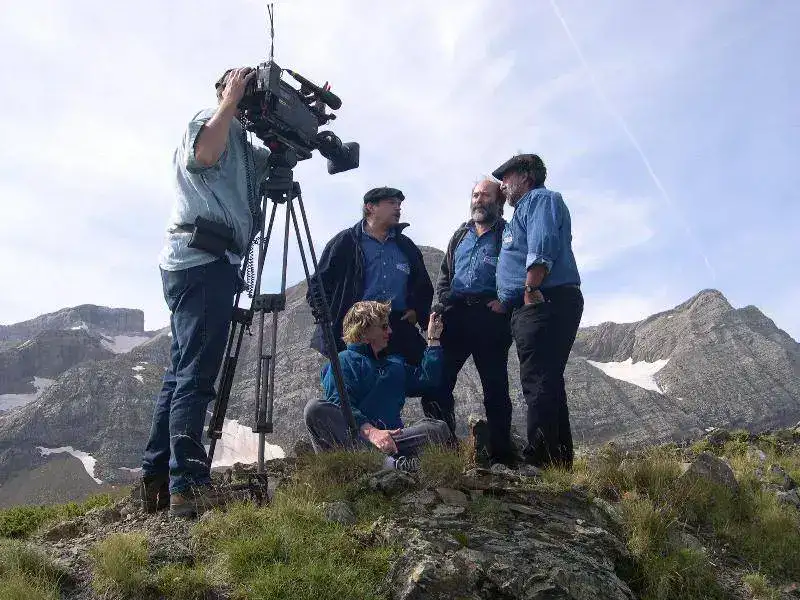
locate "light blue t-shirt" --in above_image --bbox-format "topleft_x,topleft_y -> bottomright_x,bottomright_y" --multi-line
158,108 -> 270,271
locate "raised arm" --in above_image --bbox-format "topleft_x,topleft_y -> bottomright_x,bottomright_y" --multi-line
194,68 -> 254,168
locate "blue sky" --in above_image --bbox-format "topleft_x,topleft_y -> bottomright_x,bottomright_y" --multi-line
0,0 -> 798,340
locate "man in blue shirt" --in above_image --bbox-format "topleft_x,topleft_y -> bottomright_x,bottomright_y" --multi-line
493,154 -> 583,469
308,187 -> 438,416
433,179 -> 514,465
138,68 -> 269,518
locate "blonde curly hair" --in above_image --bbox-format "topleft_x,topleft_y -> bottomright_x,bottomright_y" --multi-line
342,301 -> 391,344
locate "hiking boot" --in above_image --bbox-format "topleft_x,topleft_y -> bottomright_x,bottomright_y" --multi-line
169,484 -> 237,518
132,473 -> 169,513
393,455 -> 421,473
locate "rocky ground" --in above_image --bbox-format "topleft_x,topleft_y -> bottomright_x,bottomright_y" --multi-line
3,423 -> 792,599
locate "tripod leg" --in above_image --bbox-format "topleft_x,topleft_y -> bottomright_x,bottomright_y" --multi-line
290,193 -> 359,439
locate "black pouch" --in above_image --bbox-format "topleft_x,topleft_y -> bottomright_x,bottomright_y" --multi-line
187,217 -> 236,258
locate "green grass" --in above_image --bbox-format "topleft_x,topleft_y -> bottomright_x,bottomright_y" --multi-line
0,493 -> 117,539
742,572 -> 780,600
155,564 -> 216,600
291,448 -> 385,501
193,496 -> 394,600
620,497 -> 723,600
419,443 -> 466,488
0,539 -> 70,600
90,533 -> 150,598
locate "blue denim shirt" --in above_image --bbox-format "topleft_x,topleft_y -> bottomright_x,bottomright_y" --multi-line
497,186 -> 581,307
158,108 -> 270,271
451,222 -> 502,298
360,223 -> 409,311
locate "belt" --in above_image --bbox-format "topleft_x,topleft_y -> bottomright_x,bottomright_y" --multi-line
452,294 -> 496,307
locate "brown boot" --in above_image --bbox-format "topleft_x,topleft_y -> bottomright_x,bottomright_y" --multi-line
132,473 -> 169,513
169,484 -> 237,518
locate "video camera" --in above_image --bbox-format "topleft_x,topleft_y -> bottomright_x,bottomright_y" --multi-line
239,61 -> 360,174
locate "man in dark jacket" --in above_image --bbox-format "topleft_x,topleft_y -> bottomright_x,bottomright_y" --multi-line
434,178 -> 515,465
308,186 -> 434,355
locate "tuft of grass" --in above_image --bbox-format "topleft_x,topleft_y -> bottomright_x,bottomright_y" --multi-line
621,498 -> 723,600
291,449 -> 384,501
419,444 -> 465,488
0,539 -> 69,600
155,564 -> 215,600
91,533 -> 150,599
536,466 -> 575,493
0,493 -> 117,539
580,443 -> 630,500
673,472 -> 800,580
742,572 -> 779,600
193,494 -> 394,600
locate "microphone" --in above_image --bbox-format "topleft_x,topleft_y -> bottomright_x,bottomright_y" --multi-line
285,69 -> 342,110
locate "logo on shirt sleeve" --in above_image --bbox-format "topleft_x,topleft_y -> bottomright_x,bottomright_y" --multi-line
396,262 -> 410,274
483,255 -> 498,266
502,231 -> 513,249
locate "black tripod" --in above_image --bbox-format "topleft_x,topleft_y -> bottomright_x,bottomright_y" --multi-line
206,145 -> 358,475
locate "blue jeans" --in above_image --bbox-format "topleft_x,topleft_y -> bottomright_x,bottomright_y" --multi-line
141,258 -> 238,493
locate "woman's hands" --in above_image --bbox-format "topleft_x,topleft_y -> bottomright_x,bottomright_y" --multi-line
360,423 -> 400,454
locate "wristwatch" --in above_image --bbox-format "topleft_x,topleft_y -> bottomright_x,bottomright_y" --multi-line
524,284 -> 539,294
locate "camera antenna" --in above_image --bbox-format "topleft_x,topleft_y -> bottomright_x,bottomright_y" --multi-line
267,3 -> 275,62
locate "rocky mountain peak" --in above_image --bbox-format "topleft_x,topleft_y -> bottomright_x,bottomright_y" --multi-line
0,305 -> 145,342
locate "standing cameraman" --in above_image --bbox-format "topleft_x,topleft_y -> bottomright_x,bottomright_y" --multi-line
138,68 -> 270,518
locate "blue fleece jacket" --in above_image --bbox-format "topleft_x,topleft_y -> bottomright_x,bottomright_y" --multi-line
320,343 -> 443,429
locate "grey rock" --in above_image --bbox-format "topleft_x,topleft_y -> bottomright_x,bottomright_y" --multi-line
84,505 -> 122,526
431,504 -> 466,518
323,500 -> 356,525
769,464 -> 797,491
380,490 -> 637,600
435,487 -> 468,506
400,490 -> 438,506
364,469 -> 416,496
678,452 -> 739,493
747,446 -> 768,463
592,497 -> 623,527
41,519 -> 84,541
777,489 -> 800,508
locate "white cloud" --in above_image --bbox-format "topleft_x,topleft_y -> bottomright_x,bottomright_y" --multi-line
569,189 -> 656,272
581,289 -> 673,326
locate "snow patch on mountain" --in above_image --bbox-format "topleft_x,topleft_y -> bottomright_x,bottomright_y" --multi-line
0,377 -> 55,411
36,446 -> 102,484
207,419 -> 285,468
101,335 -> 150,354
587,358 -> 669,393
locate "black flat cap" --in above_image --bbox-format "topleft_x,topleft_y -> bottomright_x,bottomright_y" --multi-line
363,186 -> 405,203
492,154 -> 546,181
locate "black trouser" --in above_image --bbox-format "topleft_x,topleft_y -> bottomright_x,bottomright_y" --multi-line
434,302 -> 513,459
383,311 -> 445,431
511,285 -> 583,468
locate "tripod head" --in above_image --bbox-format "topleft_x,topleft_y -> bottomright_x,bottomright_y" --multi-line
261,142 -> 300,204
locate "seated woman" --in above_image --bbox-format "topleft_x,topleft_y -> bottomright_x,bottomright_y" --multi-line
303,300 -> 449,471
